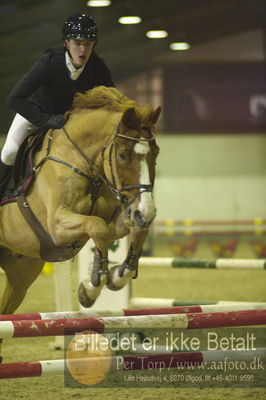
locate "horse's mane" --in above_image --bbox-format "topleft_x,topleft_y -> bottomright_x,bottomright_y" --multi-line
69,86 -> 154,125
72,86 -> 137,111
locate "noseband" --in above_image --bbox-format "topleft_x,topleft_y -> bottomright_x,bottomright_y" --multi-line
61,127 -> 155,207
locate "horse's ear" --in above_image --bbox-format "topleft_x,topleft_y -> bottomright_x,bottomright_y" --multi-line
121,107 -> 139,130
152,106 -> 161,124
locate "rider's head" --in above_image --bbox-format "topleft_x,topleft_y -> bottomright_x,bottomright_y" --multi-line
62,14 -> 97,68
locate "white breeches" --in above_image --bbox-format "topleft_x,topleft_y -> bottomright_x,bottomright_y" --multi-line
1,114 -> 38,166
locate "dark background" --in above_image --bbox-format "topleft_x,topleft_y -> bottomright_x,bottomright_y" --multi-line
164,63 -> 266,133
0,0 -> 266,134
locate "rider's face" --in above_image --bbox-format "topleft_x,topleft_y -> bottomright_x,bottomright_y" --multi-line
65,39 -> 95,68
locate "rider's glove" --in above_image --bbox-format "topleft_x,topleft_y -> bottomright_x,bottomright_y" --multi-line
46,114 -> 66,129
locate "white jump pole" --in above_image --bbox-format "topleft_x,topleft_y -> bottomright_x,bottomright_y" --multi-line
78,238 -> 130,311
50,260 -> 74,349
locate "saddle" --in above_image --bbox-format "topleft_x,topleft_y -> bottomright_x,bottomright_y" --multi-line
0,132 -> 44,207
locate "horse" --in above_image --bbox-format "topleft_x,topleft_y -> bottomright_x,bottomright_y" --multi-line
0,86 -> 160,324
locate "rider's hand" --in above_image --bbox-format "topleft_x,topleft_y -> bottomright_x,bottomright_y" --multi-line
46,114 -> 66,129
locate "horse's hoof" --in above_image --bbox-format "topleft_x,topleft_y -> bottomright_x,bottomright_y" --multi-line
106,279 -> 121,291
106,266 -> 123,291
106,265 -> 133,291
78,277 -> 107,308
78,281 -> 96,308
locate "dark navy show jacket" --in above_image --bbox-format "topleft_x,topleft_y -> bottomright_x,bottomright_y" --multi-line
7,46 -> 114,128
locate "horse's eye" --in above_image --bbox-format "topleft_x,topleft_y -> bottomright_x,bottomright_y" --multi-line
118,152 -> 127,162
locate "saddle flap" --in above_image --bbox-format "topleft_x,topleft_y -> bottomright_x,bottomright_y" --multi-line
0,131 -> 46,205
13,131 -> 45,186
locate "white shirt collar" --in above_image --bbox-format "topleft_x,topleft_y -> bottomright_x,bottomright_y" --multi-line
65,51 -> 85,81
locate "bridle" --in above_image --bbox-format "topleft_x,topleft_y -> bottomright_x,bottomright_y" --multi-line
59,126 -> 155,208
101,129 -> 156,207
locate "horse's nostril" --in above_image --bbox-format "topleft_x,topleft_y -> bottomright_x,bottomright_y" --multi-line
134,209 -> 145,227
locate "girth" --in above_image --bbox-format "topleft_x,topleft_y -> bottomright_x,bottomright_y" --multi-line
17,193 -> 82,262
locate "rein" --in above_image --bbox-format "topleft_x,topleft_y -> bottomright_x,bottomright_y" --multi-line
60,126 -> 155,207
30,125 -> 155,208
62,127 -> 128,205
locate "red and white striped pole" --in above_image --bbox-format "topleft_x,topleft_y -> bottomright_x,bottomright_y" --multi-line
1,302 -> 265,322
0,349 -> 265,379
0,309 -> 266,338
1,302 -> 266,322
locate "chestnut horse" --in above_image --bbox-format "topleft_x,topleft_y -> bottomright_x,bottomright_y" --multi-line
0,86 -> 160,323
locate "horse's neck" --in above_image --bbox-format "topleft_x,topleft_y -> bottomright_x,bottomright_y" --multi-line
40,109 -> 119,171
66,109 -> 119,158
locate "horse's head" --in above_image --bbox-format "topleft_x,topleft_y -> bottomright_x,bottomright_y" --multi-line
103,104 -> 161,230
66,86 -> 160,230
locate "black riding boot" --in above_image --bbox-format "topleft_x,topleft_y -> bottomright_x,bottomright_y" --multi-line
0,160 -> 12,199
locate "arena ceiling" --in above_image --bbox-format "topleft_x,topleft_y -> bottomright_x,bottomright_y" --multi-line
1,0 -> 265,83
0,0 -> 265,134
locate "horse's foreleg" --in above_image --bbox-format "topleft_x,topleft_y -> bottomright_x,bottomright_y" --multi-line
107,228 -> 149,291
50,209 -> 112,307
77,221 -> 113,308
56,213 -> 112,308
78,246 -> 110,308
52,209 -> 131,307
78,216 -> 129,308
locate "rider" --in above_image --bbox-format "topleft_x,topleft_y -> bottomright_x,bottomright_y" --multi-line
0,13 -> 114,197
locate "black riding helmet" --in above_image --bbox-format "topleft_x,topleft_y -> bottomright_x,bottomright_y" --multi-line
62,14 -> 97,41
